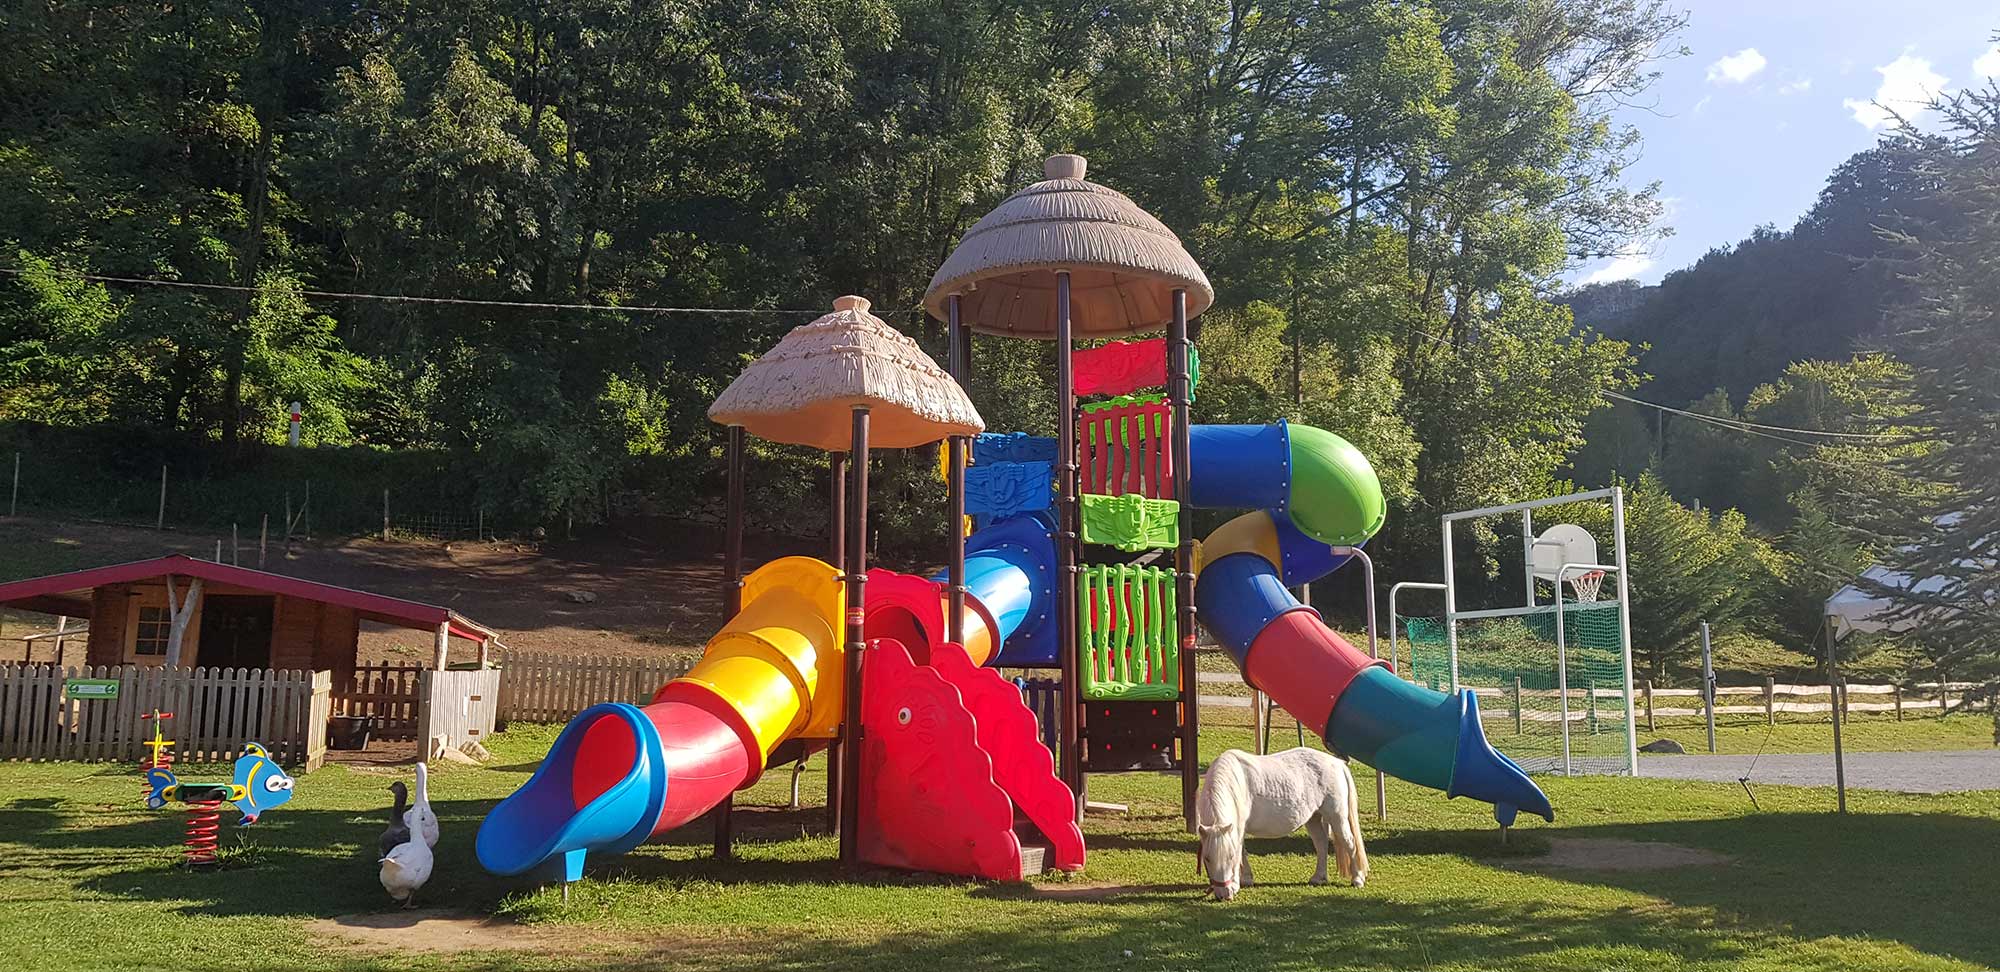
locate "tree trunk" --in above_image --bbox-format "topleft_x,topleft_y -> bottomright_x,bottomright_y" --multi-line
222,121 -> 274,451
163,574 -> 203,668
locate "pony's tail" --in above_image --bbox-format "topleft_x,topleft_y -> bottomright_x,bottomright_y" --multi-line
1342,773 -> 1369,886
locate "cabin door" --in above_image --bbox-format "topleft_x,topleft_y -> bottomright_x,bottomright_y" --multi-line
199,595 -> 275,669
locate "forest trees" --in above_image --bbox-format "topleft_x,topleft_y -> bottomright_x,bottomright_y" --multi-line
0,0 -> 1685,547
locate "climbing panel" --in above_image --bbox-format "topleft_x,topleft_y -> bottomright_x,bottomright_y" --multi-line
1078,564 -> 1179,701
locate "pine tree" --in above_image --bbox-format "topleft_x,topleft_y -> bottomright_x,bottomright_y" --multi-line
1872,85 -> 2000,679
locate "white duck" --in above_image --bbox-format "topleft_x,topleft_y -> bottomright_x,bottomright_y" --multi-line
405,762 -> 440,848
378,833 -> 433,908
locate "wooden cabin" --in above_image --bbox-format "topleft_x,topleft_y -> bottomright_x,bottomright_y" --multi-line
0,555 -> 497,681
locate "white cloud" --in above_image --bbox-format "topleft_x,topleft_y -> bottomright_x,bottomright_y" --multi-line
1690,94 -> 1714,117
1707,48 -> 1768,84
1844,54 -> 1948,129
1976,45 -> 2000,80
1581,253 -> 1657,286
1778,77 -> 1813,95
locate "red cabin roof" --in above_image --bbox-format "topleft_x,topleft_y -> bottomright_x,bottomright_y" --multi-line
0,555 -> 496,643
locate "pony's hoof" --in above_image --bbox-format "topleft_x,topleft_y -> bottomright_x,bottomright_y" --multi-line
1353,874 -> 1367,888
1309,875 -> 1328,886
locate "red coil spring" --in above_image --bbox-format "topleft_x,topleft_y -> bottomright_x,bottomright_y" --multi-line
183,799 -> 222,867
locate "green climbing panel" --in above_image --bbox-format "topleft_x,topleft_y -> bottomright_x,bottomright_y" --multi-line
1079,493 -> 1178,551
1078,564 -> 1180,701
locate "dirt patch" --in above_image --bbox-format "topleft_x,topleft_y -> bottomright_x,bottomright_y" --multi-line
1515,837 -> 1732,872
309,911 -> 549,953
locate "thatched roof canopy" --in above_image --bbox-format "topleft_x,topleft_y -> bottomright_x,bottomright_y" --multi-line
708,296 -> 984,451
922,154 -> 1213,339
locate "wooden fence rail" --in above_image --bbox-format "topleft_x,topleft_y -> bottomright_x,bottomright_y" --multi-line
496,651 -> 697,724
0,663 -> 331,768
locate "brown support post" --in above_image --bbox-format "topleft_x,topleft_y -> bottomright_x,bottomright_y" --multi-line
838,408 -> 871,866
945,294 -> 968,646
1054,271 -> 1083,822
1764,676 -> 1776,725
1827,616 -> 1846,814
1643,679 -> 1654,732
724,426 -> 747,618
1513,677 -> 1523,735
825,452 -> 846,830
1168,288 -> 1198,832
715,424 -> 746,860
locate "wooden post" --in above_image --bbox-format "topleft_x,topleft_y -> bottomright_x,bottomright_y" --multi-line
1840,678 -> 1850,718
382,488 -> 391,541
162,574 -> 202,667
303,480 -> 311,538
8,451 -> 17,516
259,514 -> 268,569
1587,679 -> 1599,735
477,636 -> 490,669
231,522 -> 239,566
1939,681 -> 1951,719
1512,677 -> 1523,735
837,406 -> 870,867
1700,622 -> 1716,753
1826,616 -> 1846,815
1893,682 -> 1903,720
1169,286 -> 1198,832
1764,676 -> 1775,726
157,465 -> 168,529
1643,679 -> 1654,731
432,621 -> 449,670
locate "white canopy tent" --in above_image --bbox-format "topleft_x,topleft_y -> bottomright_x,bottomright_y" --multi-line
1824,566 -> 1948,639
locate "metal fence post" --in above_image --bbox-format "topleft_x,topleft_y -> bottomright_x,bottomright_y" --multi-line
1700,621 -> 1716,754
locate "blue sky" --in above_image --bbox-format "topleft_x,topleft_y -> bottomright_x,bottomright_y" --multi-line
1573,2 -> 2000,286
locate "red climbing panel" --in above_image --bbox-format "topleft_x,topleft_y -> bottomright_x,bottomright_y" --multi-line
1074,338 -> 1168,397
857,639 -> 1027,881
1079,397 -> 1174,499
929,643 -> 1085,871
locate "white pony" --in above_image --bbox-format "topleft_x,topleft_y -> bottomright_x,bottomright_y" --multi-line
1196,748 -> 1368,900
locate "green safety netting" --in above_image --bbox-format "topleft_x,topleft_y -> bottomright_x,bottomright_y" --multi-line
1078,564 -> 1180,701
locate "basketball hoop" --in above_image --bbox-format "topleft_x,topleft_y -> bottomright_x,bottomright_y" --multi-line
1569,570 -> 1606,603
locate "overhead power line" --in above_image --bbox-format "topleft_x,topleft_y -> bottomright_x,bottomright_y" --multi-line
0,267 -> 826,317
1605,391 -> 1912,443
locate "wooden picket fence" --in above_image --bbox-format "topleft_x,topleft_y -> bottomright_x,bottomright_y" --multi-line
0,663 -> 331,768
334,662 -> 427,740
496,651 -> 697,724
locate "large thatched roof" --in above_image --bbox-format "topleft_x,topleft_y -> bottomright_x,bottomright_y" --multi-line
922,154 -> 1213,339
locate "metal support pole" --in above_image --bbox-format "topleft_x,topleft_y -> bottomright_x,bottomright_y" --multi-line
1333,547 -> 1386,820
1441,517 -> 1460,691
1169,287 -> 1199,832
1522,507 -> 1535,609
838,408 -> 871,864
1611,487 -> 1638,776
945,294 -> 968,647
1700,621 -> 1716,754
1054,271 -> 1083,822
714,425 -> 747,860
1827,613 -> 1847,814
825,452 -> 846,831
1554,569 -> 1573,776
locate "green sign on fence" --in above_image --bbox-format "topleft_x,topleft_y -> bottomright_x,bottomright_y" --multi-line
65,678 -> 120,700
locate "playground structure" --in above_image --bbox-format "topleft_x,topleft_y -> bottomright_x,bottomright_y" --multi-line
476,154 -> 1555,886
1394,490 -> 1638,777
139,710 -> 296,866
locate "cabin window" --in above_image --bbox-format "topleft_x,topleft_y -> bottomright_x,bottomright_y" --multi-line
133,607 -> 170,656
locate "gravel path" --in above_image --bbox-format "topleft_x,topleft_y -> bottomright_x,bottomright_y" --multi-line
1639,749 -> 2000,793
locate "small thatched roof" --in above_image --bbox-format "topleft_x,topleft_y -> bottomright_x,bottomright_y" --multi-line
708,296 -> 984,451
922,154 -> 1214,339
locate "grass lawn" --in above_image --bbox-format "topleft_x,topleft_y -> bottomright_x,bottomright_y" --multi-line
3,724 -> 1998,972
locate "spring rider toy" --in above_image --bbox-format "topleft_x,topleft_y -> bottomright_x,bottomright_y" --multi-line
140,710 -> 295,866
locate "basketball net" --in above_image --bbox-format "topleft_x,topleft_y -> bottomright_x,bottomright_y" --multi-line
1569,570 -> 1606,603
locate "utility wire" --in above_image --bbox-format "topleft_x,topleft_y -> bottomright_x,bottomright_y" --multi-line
1606,390 -> 1909,442
0,267 -> 826,317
